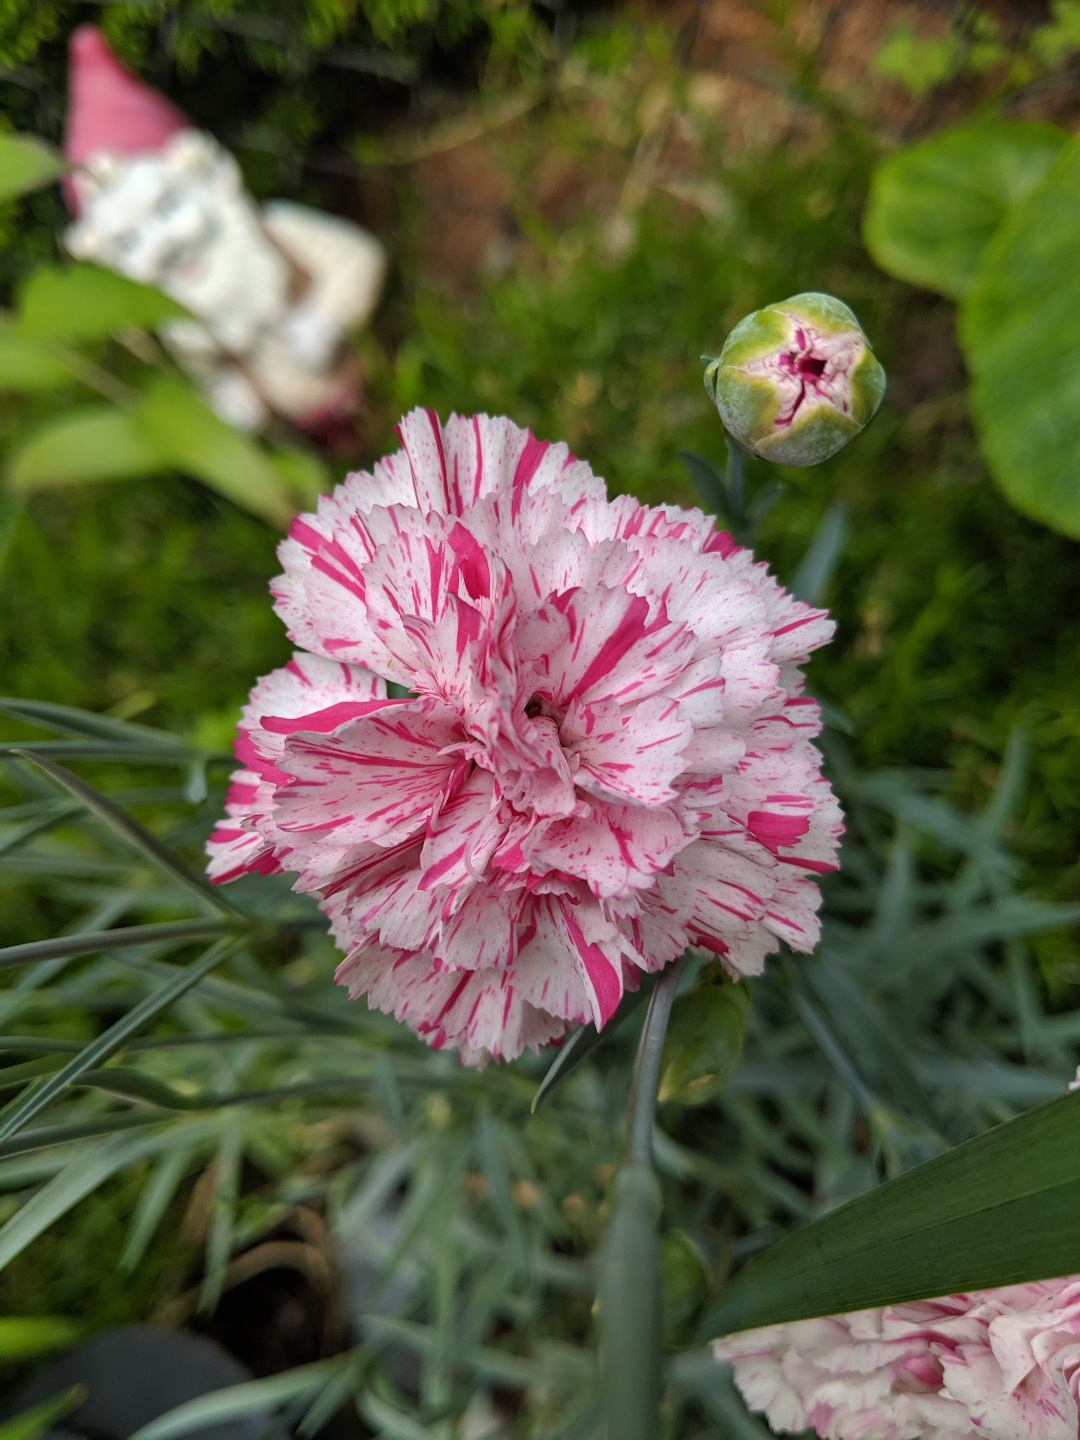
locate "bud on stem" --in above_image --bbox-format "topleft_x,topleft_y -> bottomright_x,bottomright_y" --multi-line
704,292 -> 885,466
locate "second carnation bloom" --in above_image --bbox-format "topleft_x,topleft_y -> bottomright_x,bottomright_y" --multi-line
208,409 -> 841,1064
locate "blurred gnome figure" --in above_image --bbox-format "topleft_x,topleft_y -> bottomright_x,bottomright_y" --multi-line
62,26 -> 386,437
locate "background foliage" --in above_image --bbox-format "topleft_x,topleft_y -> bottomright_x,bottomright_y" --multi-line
4,2 -> 1080,1438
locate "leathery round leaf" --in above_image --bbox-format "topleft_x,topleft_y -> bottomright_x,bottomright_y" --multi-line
865,121 -> 1066,299
961,131 -> 1080,538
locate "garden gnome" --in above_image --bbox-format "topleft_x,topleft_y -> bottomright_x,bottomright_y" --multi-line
62,26 -> 387,436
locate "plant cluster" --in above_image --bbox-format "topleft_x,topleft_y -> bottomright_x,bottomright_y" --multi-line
3,4 -> 1080,1440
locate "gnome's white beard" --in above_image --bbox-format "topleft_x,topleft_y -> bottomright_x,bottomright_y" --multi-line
158,191 -> 289,354
67,134 -> 291,356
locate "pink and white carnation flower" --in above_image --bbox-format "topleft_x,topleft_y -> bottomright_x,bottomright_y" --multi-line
207,408 -> 841,1064
712,1278 -> 1080,1439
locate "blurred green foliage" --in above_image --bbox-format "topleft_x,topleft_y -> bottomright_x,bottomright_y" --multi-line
3,4 -> 1080,1436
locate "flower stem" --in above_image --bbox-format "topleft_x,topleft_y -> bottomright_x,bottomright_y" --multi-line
624,956 -> 687,1167
599,955 -> 686,1440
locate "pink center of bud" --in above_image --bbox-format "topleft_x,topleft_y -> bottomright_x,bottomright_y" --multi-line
745,320 -> 863,429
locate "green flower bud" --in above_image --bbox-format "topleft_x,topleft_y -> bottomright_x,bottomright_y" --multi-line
703,292 -> 885,466
657,969 -> 750,1106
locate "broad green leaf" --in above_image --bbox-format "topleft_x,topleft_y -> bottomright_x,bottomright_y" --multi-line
7,407 -> 168,493
0,1316 -> 81,1359
135,377 -> 296,528
961,132 -> 1080,537
0,134 -> 65,201
0,324 -> 70,392
864,122 -> 1065,298
0,1387 -> 86,1440
17,264 -> 185,343
698,1090 -> 1080,1339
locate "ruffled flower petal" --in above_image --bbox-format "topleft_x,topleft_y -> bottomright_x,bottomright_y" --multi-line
209,409 -> 841,1063
713,1279 -> 1080,1440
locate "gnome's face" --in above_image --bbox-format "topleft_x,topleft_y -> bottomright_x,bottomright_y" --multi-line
66,131 -> 289,354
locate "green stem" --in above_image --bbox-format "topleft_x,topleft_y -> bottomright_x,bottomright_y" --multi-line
625,956 -> 686,1166
599,955 -> 686,1440
725,434 -> 746,535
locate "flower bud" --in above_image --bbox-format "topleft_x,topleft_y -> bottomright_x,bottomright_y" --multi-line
703,292 -> 885,466
658,969 -> 750,1106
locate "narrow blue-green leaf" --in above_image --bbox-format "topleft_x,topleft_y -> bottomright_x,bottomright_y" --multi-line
14,751 -> 242,915
532,981 -> 651,1112
698,1090 -> 1080,1339
120,1144 -> 197,1273
599,1166 -> 662,1440
0,938 -> 235,1143
0,742 -> 208,763
0,805 -> 81,859
128,1360 -> 340,1440
0,697 -> 202,753
200,1112 -> 245,1314
790,501 -> 847,604
678,449 -> 728,517
0,1130 -> 165,1269
0,919 -> 241,972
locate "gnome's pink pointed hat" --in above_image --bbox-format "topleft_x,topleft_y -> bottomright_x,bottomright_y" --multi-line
64,26 -> 190,212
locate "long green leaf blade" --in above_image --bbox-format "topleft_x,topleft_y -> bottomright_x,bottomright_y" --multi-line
0,939 -> 236,1143
0,1387 -> 87,1440
0,1131 -> 164,1269
0,698 -> 202,753
13,751 -> 241,915
0,920 -> 241,971
128,1360 -> 340,1440
698,1091 -> 1080,1339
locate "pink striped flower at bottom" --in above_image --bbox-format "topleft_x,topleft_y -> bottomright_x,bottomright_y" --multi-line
712,1279 -> 1080,1439
207,408 -> 841,1064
